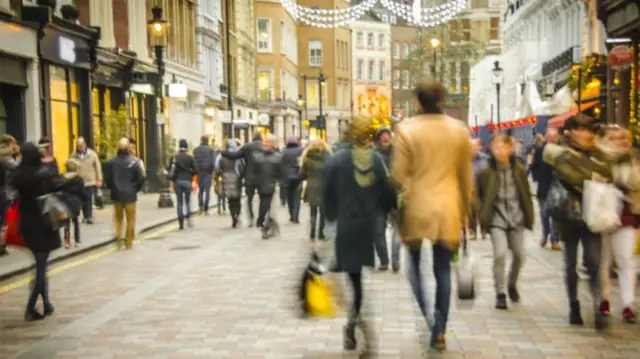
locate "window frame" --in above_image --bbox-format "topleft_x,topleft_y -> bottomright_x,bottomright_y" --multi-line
377,34 -> 385,49
256,18 -> 272,53
257,68 -> 274,101
366,33 -> 374,48
368,59 -> 375,81
378,61 -> 385,81
308,40 -> 323,67
356,32 -> 364,47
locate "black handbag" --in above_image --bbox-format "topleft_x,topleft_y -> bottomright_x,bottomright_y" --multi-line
544,177 -> 581,223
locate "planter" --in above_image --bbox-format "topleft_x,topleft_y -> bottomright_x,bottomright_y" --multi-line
60,4 -> 79,22
36,0 -> 56,10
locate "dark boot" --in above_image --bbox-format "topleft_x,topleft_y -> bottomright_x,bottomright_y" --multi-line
44,303 -> 55,316
24,309 -> 45,322
343,319 -> 357,350
0,245 -> 7,256
508,286 -> 520,302
178,218 -> 184,230
569,301 -> 584,325
495,293 -> 508,310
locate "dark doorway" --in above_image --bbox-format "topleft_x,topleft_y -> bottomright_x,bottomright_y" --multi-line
0,83 -> 26,142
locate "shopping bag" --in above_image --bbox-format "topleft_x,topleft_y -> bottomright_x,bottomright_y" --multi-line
582,179 -> 623,233
94,188 -> 104,209
37,193 -> 70,231
298,252 -> 338,318
456,229 -> 476,300
4,201 -> 24,247
545,177 -> 582,223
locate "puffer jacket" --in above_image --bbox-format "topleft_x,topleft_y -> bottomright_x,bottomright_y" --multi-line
252,149 -> 284,195
218,155 -> 243,199
300,148 -> 330,206
281,143 -> 304,181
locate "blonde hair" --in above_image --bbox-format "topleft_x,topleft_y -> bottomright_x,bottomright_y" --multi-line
300,139 -> 331,166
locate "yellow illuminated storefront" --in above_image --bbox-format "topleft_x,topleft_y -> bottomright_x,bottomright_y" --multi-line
49,65 -> 80,170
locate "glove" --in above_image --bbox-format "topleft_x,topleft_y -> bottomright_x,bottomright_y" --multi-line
324,221 -> 337,240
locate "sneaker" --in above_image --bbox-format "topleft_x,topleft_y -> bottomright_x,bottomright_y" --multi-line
540,238 -> 548,248
623,307 -> 637,323
551,243 -> 561,251
378,264 -> 389,272
86,218 -> 94,224
430,334 -> 446,351
495,293 -> 508,310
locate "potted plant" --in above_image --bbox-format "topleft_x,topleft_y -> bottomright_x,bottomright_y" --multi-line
60,4 -> 80,22
36,0 -> 56,9
96,106 -> 129,205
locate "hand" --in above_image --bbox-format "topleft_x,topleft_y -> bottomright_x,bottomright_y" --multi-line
96,180 -> 102,188
592,172 -> 608,183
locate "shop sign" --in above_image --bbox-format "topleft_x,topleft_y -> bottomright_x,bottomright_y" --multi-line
167,83 -> 188,98
609,45 -> 633,71
40,29 -> 90,68
58,36 -> 76,64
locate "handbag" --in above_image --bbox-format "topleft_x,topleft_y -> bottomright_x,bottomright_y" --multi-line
582,179 -> 623,233
544,177 -> 582,223
456,229 -> 476,300
94,188 -> 104,209
37,193 -> 70,231
297,251 -> 340,318
4,201 -> 24,247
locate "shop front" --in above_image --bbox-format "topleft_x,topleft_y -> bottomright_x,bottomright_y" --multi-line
0,18 -> 39,142
38,18 -> 99,167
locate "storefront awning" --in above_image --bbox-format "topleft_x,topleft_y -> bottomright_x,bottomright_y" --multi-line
547,101 -> 598,128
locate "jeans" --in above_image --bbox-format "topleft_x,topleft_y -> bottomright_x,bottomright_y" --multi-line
197,173 -> 212,212
407,243 -> 452,337
228,198 -> 241,226
490,227 -> 525,294
279,183 -> 287,206
175,180 -> 192,225
538,197 -> 558,244
114,202 -> 137,247
26,251 -> 51,312
559,223 -> 601,308
257,194 -> 273,227
245,184 -> 259,221
81,185 -> 96,220
286,180 -> 301,222
309,205 -> 325,240
601,226 -> 637,308
64,216 -> 80,243
374,214 -> 389,266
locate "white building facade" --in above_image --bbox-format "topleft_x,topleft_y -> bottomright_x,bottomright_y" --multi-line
349,17 -> 392,121
468,55 -> 501,128
499,0 -> 607,122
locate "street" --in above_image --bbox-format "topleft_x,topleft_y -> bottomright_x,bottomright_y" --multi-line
1,204 -> 640,359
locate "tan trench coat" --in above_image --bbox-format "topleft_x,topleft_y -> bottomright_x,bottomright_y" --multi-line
391,114 -> 473,249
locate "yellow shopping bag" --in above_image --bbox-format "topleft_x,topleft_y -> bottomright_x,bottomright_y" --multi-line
305,273 -> 337,318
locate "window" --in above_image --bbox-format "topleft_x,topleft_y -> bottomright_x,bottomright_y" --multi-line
378,34 -> 385,49
450,20 -> 459,42
357,59 -> 364,80
156,0 -> 197,67
280,21 -> 285,54
258,70 -> 272,100
305,80 -> 328,107
402,70 -> 409,89
368,59 -> 375,80
367,33 -> 374,48
378,61 -> 385,81
257,19 -> 271,52
462,19 -> 471,41
356,32 -> 364,47
393,42 -> 399,58
490,17 -> 500,40
49,65 -> 80,172
381,14 -> 389,23
393,69 -> 400,88
309,40 -> 322,66
410,44 -> 417,55
402,43 -> 409,57
390,15 -> 397,25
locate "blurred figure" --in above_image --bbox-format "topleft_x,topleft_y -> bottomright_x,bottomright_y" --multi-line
282,136 -> 303,223
168,139 -> 198,230
391,79 -> 473,350
373,126 -> 398,271
253,134 -> 284,238
530,128 -> 560,250
69,137 -> 102,224
38,137 -> 58,175
0,134 -> 18,256
215,139 -> 245,228
299,138 -> 331,241
214,145 -> 227,215
61,158 -> 85,248
104,138 -> 146,249
470,138 -> 488,238
193,135 -> 216,215
323,115 -> 396,355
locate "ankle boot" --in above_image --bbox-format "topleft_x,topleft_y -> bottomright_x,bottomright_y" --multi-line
343,318 -> 357,350
569,301 -> 584,325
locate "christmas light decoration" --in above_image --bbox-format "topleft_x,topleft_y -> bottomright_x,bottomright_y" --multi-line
379,0 -> 468,27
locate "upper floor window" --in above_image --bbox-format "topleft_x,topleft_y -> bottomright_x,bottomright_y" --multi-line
450,20 -> 459,42
367,33 -> 374,48
368,59 -> 375,80
258,70 -> 272,101
490,17 -> 500,40
378,61 -> 385,81
309,40 -> 322,66
462,19 -> 471,41
393,42 -> 399,58
378,34 -> 385,49
356,32 -> 364,47
257,19 -> 272,52
357,59 -> 364,80
402,43 -> 409,57
393,69 -> 400,88
402,70 -> 409,88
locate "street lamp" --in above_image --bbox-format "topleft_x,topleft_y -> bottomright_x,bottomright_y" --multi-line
491,60 -> 504,128
430,38 -> 440,77
297,94 -> 304,140
148,5 -> 173,208
318,71 -> 326,140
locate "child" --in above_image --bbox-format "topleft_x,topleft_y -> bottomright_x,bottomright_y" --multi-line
62,158 -> 86,248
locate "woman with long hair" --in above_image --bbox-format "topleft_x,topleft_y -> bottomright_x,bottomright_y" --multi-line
596,125 -> 640,323
300,138 -> 331,241
12,142 -> 65,321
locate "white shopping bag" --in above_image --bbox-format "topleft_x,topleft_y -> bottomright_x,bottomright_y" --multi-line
582,179 -> 623,233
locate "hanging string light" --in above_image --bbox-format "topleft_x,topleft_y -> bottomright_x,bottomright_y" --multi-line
379,0 -> 468,27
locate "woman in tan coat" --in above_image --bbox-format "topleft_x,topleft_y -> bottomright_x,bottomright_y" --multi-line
391,79 -> 473,351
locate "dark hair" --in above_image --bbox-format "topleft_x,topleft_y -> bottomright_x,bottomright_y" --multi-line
253,133 -> 263,141
128,137 -> 136,146
414,78 -> 446,114
38,137 -> 51,146
201,135 -> 209,144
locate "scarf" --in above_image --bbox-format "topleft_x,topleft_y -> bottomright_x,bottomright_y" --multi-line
351,145 -> 376,187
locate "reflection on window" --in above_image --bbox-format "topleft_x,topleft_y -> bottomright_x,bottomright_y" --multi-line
258,71 -> 271,100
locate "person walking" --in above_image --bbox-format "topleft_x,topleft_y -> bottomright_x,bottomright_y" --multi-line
391,79 -> 473,350
323,115 -> 396,356
530,128 -> 561,250
0,134 -> 18,256
168,139 -> 198,230
476,134 -> 534,310
253,134 -> 284,238
282,136 -> 303,223
372,126 -> 398,271
299,138 -> 331,241
38,137 -> 58,175
68,137 -> 102,224
215,139 -> 244,228
193,135 -> 216,215
220,133 -> 263,226
61,159 -> 86,248
12,143 -> 65,321
104,138 -> 146,249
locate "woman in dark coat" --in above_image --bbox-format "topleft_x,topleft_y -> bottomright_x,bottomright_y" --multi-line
11,142 -> 64,321
322,116 -> 396,355
299,139 -> 331,241
215,139 -> 244,228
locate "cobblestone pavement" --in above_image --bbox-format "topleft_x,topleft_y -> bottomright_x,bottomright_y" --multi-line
1,204 -> 640,359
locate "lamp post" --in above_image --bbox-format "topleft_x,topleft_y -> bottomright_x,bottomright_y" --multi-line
430,38 -> 440,77
297,94 -> 304,140
572,45 -> 583,117
318,71 -> 326,140
491,60 -> 504,129
148,5 -> 173,208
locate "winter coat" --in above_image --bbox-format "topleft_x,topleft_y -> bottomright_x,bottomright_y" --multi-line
169,150 -> 198,182
193,143 -> 216,174
104,151 -> 146,202
530,142 -> 554,199
68,148 -> 102,187
221,139 -> 263,186
281,143 -> 304,182
300,147 -> 330,206
252,148 -> 284,195
11,143 -> 63,253
323,146 -> 396,273
61,173 -> 86,217
218,155 -> 243,199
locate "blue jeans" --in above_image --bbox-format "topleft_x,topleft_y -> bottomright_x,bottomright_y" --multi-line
197,173 -> 212,212
538,197 -> 558,244
27,251 -> 51,312
175,180 -> 192,224
407,243 -> 452,337
81,185 -> 96,220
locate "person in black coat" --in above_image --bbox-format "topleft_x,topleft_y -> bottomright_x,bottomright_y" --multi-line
11,142 -> 65,321
322,116 -> 396,354
61,158 -> 86,249
530,128 -> 560,249
281,136 -> 303,223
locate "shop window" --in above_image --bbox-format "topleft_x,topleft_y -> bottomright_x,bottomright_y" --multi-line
258,70 -> 272,101
49,65 -> 79,172
128,94 -> 147,163
305,80 -> 328,107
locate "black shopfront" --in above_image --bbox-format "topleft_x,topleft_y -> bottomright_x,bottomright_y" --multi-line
0,40 -> 30,143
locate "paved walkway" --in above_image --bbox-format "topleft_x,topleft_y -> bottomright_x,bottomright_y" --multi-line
0,193 -> 203,280
1,205 -> 639,359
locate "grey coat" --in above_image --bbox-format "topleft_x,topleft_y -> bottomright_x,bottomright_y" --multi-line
300,148 -> 330,206
218,156 -> 242,199
193,143 -> 216,174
